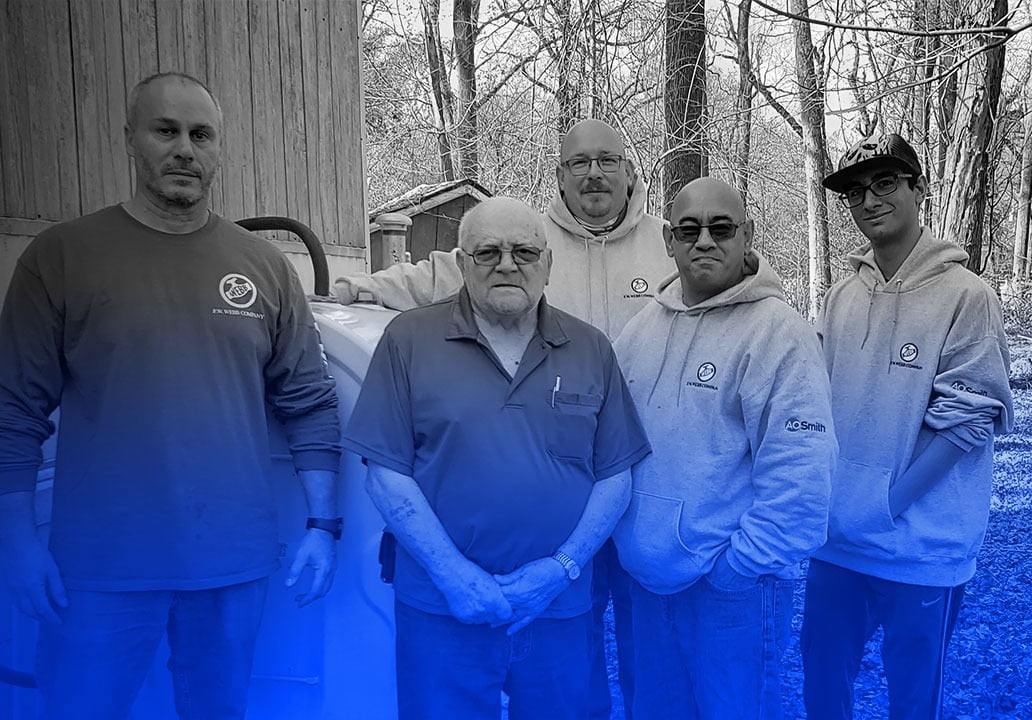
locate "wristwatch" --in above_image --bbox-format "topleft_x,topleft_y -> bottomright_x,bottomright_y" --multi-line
552,550 -> 581,581
306,517 -> 343,540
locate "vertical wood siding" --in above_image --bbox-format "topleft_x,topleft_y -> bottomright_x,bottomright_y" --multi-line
0,0 -> 365,248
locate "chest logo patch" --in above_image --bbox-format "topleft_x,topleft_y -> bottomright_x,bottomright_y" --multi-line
220,273 -> 257,309
899,343 -> 919,363
630,277 -> 649,293
697,362 -> 717,383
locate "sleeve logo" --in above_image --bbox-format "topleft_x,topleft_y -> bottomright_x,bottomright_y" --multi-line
219,273 -> 257,308
785,418 -> 827,433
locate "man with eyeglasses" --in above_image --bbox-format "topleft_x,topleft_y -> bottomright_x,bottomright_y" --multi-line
342,196 -> 651,719
801,133 -> 1013,719
612,177 -> 836,719
336,118 -> 670,718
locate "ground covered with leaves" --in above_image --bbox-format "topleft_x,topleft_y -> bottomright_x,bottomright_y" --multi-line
604,340 -> 1032,720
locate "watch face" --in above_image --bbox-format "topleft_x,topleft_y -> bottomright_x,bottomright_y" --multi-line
568,564 -> 581,581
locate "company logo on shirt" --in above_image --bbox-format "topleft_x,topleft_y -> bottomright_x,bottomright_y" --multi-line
785,418 -> 827,433
899,343 -> 919,363
697,362 -> 716,383
630,277 -> 649,293
219,273 -> 257,309
951,380 -> 989,397
890,342 -> 924,370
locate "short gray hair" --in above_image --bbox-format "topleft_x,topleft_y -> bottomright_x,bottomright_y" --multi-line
126,72 -> 223,129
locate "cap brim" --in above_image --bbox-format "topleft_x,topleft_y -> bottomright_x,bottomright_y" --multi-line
823,157 -> 916,193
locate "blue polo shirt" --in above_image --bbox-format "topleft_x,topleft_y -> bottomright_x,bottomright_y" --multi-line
343,288 -> 651,618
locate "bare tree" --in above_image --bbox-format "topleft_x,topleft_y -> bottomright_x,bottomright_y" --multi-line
663,0 -> 707,211
790,0 -> 832,320
936,0 -> 1009,273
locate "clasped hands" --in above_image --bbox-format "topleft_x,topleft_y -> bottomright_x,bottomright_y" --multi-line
440,556 -> 571,635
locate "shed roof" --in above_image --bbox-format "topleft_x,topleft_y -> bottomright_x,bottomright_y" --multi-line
370,178 -> 492,219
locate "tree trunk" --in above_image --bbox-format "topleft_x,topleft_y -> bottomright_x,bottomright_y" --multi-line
1014,103 -> 1032,279
552,0 -> 580,136
936,0 -> 1007,274
662,0 -> 706,213
421,0 -> 456,180
790,0 -> 831,321
453,0 -> 480,179
731,0 -> 753,199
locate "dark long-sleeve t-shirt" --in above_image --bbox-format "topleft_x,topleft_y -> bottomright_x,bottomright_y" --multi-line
0,206 -> 340,590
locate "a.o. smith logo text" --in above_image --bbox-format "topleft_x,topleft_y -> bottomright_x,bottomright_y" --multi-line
951,380 -> 989,397
220,273 -> 257,309
630,277 -> 649,293
785,418 -> 826,433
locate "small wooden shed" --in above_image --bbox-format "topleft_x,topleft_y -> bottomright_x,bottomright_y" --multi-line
367,179 -> 491,271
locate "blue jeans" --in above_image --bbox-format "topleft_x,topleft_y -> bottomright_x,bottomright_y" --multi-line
394,599 -> 593,720
589,538 -> 635,720
629,573 -> 793,720
801,558 -> 965,720
35,579 -> 268,720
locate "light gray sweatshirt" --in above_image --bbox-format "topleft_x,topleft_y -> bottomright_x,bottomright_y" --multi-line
815,227 -> 1013,586
612,251 -> 837,595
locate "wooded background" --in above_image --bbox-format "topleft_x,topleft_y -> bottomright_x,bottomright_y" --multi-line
362,0 -> 1032,319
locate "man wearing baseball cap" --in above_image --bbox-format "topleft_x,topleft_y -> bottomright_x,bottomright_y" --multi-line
801,133 -> 1013,718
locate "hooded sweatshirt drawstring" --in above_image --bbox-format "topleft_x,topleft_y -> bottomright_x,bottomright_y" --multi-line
600,237 -> 611,338
860,282 -> 877,349
886,279 -> 903,374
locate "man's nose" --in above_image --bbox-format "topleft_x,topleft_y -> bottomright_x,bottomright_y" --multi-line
494,249 -> 519,272
861,186 -> 883,209
172,133 -> 195,160
693,227 -> 717,250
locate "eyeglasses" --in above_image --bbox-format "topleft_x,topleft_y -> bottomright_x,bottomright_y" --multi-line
464,245 -> 544,267
669,221 -> 742,244
838,174 -> 913,209
562,155 -> 624,176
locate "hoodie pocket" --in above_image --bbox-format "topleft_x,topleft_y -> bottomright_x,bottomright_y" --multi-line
827,459 -> 897,556
547,391 -> 602,462
613,490 -> 706,590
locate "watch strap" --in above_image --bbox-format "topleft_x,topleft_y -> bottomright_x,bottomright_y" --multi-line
552,550 -> 580,580
306,516 -> 343,540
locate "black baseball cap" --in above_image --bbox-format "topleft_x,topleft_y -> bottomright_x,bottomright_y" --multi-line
823,133 -> 923,192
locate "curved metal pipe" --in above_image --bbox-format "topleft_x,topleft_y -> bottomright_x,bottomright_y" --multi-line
235,216 -> 330,297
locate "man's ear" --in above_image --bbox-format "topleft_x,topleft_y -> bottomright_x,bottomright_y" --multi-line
625,158 -> 638,197
124,124 -> 135,158
543,247 -> 553,286
914,175 -> 928,207
555,164 -> 565,197
743,219 -> 755,253
663,222 -> 675,258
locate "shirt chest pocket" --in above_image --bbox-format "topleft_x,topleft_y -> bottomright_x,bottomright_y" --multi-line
547,391 -> 603,463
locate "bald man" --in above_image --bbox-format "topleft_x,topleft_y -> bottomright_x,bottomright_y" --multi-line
338,119 -> 669,717
343,197 -> 650,718
612,178 -> 836,719
0,73 -> 341,718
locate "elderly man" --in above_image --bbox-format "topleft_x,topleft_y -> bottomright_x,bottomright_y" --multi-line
339,119 -> 666,717
342,196 -> 650,719
802,134 -> 1013,719
0,73 -> 341,719
612,178 -> 836,719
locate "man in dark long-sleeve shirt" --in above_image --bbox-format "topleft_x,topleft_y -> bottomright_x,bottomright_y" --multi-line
0,72 -> 341,719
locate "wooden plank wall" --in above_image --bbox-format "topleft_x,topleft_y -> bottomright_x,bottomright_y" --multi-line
0,0 -> 366,248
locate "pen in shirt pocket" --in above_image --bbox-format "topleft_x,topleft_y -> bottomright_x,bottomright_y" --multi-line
551,376 -> 561,408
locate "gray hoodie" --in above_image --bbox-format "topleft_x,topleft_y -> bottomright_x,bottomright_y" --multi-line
612,251 -> 837,595
334,178 -> 670,339
815,227 -> 1013,586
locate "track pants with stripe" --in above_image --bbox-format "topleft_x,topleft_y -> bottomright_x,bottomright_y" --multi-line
800,558 -> 964,720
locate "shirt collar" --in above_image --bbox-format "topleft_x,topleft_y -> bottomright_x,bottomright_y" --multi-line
446,287 -> 569,347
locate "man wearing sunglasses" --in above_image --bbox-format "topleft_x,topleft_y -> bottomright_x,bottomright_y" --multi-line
612,177 -> 836,719
343,197 -> 650,718
802,133 -> 1013,719
336,119 -> 670,718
